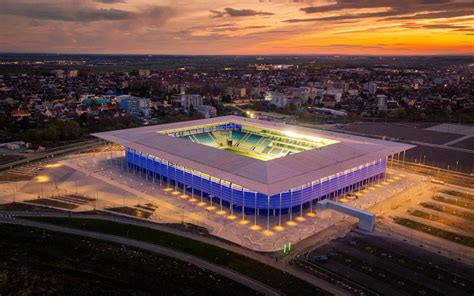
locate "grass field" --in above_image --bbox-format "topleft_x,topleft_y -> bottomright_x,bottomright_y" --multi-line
409,210 -> 474,232
24,217 -> 330,296
107,206 -> 153,218
0,223 -> 255,295
394,217 -> 474,247
441,190 -> 473,201
433,195 -> 474,210
420,202 -> 474,221
25,198 -> 79,210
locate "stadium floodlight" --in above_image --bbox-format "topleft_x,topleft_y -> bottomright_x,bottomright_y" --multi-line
283,130 -> 325,143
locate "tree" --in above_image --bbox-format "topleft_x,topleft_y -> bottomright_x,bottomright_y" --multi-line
396,108 -> 406,119
420,112 -> 427,121
45,125 -> 59,141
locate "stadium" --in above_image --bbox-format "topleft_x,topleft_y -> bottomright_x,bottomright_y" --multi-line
93,116 -> 413,220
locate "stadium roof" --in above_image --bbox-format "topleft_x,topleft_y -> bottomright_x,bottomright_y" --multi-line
93,116 -> 414,195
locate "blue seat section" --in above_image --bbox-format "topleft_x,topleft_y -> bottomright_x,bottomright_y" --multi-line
260,139 -> 271,147
216,123 -> 241,131
125,148 -> 387,210
245,134 -> 261,145
193,132 -> 216,145
232,130 -> 245,142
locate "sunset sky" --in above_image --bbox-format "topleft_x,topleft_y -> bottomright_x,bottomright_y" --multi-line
1,0 -> 473,55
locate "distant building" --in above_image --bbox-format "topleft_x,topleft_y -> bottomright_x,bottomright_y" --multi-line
196,105 -> 217,118
320,94 -> 337,108
376,95 -> 388,110
348,89 -> 359,97
138,69 -> 151,77
377,95 -> 399,111
180,94 -> 203,110
116,95 -> 151,116
51,70 -> 65,79
386,99 -> 399,111
68,70 -> 78,78
364,82 -> 377,95
323,88 -> 343,103
11,108 -> 31,118
265,91 -> 288,108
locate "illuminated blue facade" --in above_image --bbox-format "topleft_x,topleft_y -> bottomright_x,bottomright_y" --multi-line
125,148 -> 386,213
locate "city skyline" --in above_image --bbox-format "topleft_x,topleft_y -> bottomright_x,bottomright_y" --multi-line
1,0 -> 473,55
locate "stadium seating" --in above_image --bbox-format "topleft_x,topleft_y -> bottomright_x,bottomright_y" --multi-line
245,134 -> 262,145
175,126 -> 327,160
231,131 -> 245,142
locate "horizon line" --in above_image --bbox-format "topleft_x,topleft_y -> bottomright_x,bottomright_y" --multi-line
1,51 -> 473,58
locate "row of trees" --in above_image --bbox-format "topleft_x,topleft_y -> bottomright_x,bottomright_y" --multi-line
13,115 -> 140,147
22,120 -> 82,144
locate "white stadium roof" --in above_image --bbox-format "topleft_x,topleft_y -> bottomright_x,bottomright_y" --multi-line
93,116 -> 414,195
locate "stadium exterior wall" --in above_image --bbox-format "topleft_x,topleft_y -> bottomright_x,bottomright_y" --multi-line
125,147 -> 386,211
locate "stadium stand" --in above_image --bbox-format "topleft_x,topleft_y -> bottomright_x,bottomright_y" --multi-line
175,125 -> 335,161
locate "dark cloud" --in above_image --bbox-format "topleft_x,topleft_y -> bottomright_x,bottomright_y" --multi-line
422,24 -> 470,29
300,0 -> 467,14
28,20 -> 41,26
210,7 -> 274,18
94,0 -> 126,4
383,10 -> 474,20
0,1 -> 172,24
286,12 -> 396,23
401,23 -> 474,33
271,44 -> 387,50
292,0 -> 474,23
210,25 -> 269,32
420,0 -> 451,4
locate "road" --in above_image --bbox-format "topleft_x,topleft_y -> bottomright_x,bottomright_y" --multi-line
0,216 -> 280,296
0,140 -> 101,172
